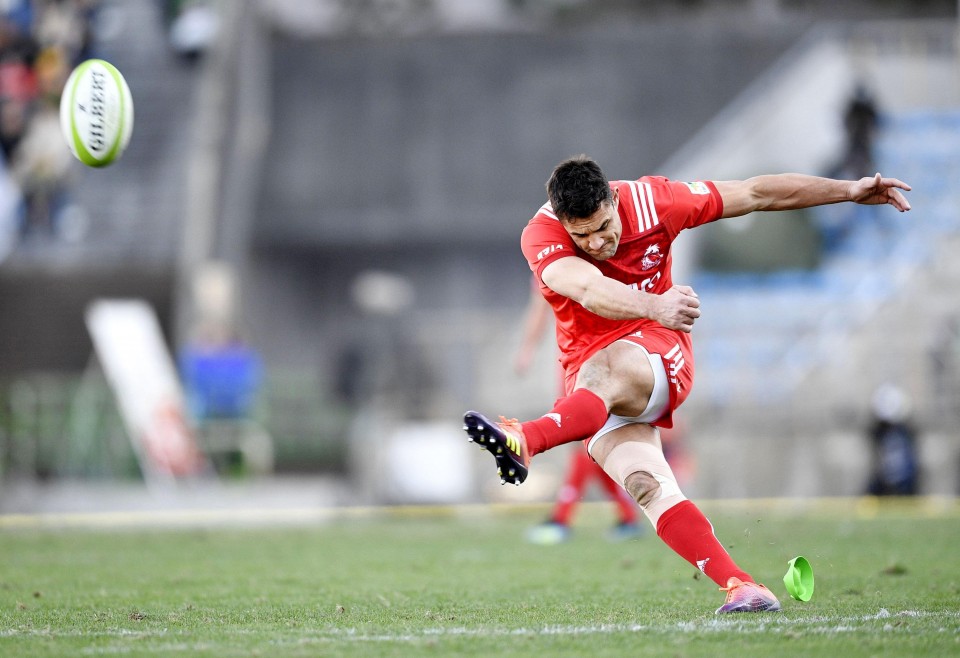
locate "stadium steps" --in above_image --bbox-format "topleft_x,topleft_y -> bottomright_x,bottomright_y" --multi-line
5,0 -> 198,269
688,109 -> 960,414
805,111 -> 960,420
73,0 -> 198,265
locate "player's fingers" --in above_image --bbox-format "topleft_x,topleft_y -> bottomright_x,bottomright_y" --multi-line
889,177 -> 912,192
889,189 -> 911,211
673,284 -> 698,298
877,173 -> 912,192
667,313 -> 693,332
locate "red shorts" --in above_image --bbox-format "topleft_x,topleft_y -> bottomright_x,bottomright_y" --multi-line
562,325 -> 694,429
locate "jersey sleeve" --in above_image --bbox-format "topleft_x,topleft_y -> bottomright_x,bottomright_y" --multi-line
647,177 -> 724,239
520,215 -> 575,281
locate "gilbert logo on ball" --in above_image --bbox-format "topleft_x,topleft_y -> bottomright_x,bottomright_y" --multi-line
59,59 -> 134,167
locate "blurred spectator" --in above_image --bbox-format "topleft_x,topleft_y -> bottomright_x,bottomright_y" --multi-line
33,0 -> 97,67
865,383 -> 920,496
0,97 -> 29,161
1,0 -> 34,35
929,313 -> 960,422
160,0 -> 219,63
9,46 -> 74,240
818,84 -> 882,251
9,95 -> 72,239
0,17 -> 38,102
178,321 -> 274,475
515,279 -> 645,545
515,276 -> 697,544
836,84 -> 880,180
334,343 -> 366,409
0,1 -> 101,246
179,322 -> 263,422
660,419 -> 695,492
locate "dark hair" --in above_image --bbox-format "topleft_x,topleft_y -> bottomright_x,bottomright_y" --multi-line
545,155 -> 612,220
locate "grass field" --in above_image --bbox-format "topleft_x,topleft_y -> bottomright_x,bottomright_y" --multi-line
1,497 -> 958,657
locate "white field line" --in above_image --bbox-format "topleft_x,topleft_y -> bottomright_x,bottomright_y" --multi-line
3,609 -> 957,647
292,610 -> 960,643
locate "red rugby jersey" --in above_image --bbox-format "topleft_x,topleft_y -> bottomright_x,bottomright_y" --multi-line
520,176 -> 724,375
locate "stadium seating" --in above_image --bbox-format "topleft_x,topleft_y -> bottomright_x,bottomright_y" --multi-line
690,109 -> 960,408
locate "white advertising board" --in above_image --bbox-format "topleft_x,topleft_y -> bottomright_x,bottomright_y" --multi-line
86,299 -> 207,481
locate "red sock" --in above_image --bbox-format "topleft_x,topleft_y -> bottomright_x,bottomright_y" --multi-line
549,449 -> 595,525
655,500 -> 752,587
521,389 -> 608,456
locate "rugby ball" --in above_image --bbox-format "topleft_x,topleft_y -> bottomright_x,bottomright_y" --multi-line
59,59 -> 134,168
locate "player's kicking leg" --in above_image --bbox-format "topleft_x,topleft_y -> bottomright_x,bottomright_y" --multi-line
463,410 -> 530,485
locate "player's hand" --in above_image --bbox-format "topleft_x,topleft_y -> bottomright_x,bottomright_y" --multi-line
850,173 -> 912,212
652,285 -> 701,332
513,350 -> 534,376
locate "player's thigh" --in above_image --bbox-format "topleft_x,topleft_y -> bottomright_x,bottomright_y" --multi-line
575,340 -> 655,415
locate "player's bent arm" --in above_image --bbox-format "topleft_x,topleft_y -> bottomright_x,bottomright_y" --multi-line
540,257 -> 701,331
541,257 -> 655,320
714,173 -> 911,218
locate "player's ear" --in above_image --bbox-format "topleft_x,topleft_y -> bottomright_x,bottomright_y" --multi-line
611,187 -> 620,208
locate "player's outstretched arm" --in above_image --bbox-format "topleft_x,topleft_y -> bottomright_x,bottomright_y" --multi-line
714,172 -> 912,218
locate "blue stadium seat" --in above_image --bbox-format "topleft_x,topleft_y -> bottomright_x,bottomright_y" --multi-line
692,110 -> 960,406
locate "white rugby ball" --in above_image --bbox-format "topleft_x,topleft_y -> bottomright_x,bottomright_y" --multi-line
59,59 -> 134,168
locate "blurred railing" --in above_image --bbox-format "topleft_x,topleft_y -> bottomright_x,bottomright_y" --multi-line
0,369 -> 353,483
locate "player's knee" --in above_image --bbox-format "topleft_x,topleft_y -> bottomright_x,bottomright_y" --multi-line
624,470 -> 660,507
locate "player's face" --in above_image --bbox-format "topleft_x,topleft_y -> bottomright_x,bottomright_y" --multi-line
561,191 -> 622,261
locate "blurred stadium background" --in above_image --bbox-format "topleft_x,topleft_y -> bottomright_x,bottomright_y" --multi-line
0,0 -> 958,513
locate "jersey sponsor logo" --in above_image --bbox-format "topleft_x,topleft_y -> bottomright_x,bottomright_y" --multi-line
684,181 -> 710,195
641,243 -> 663,271
664,343 -> 685,393
536,244 -> 565,261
